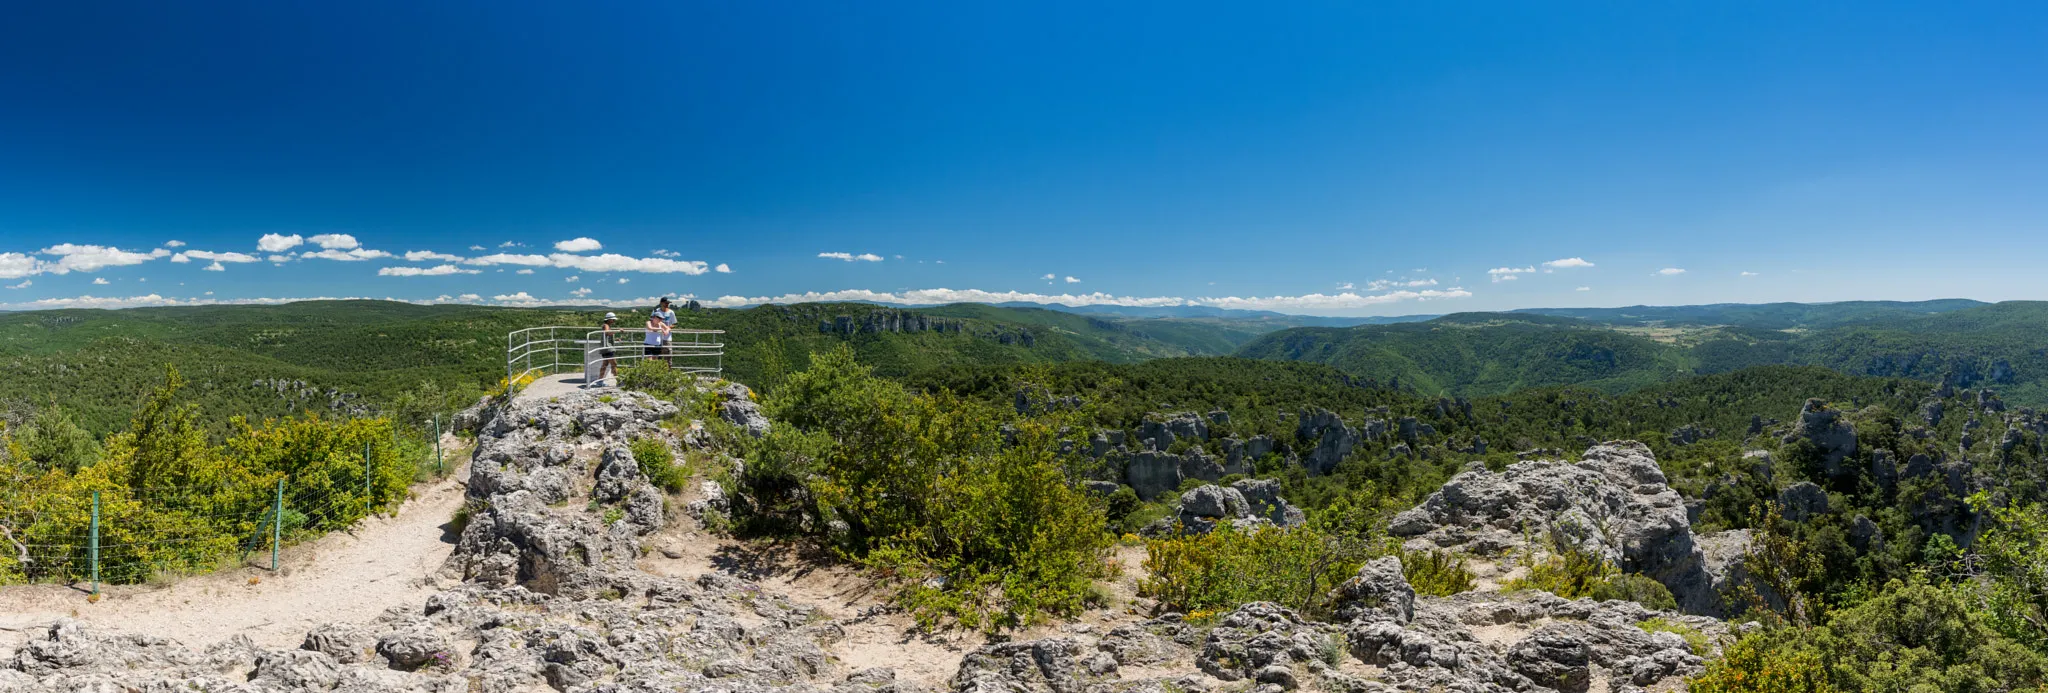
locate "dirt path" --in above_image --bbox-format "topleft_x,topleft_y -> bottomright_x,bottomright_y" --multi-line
0,462 -> 470,653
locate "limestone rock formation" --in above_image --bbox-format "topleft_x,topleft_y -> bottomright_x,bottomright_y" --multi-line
1388,443 -> 1721,615
1174,479 -> 1306,534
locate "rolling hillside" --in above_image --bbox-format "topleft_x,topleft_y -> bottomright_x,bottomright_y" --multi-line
1237,301 -> 2048,403
0,300 -> 1254,434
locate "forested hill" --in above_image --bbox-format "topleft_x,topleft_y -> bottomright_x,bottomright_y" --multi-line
1235,301 -> 2048,404
1513,298 -> 1986,329
0,299 -> 1254,434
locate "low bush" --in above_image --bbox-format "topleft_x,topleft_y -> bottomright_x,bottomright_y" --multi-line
736,346 -> 1115,632
617,359 -> 695,397
1687,630 -> 1837,693
628,436 -> 688,493
1400,548 -> 1477,597
1140,523 -> 1369,619
1638,617 -> 1711,655
1505,544 -> 1674,609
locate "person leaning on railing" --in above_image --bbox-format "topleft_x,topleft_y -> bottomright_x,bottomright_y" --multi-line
587,312 -> 620,389
643,311 -> 671,366
654,297 -> 678,366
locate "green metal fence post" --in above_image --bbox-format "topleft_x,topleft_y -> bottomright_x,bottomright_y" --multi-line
272,479 -> 283,570
89,490 -> 100,595
364,440 -> 372,517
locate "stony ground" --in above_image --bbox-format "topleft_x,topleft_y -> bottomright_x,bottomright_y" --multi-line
1,382 -> 1733,692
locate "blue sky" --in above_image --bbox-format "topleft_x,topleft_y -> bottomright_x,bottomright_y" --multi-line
2,1 -> 2045,315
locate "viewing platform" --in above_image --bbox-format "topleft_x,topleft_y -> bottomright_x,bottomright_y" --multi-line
505,325 -> 724,399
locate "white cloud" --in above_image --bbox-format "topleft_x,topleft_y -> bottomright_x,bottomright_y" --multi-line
164,240 -> 186,248
0,253 -> 46,279
515,269 -> 535,275
257,234 -> 304,252
92,277 -> 109,285
35,244 -> 173,274
714,263 -> 731,274
695,286 -> 1472,314
1487,266 -> 1534,283
299,248 -> 394,261
1041,273 -> 1056,280
1740,271 -> 1759,277
1367,278 -> 1438,291
1576,286 -> 1591,291
468,245 -> 486,251
499,241 -> 523,248
570,287 -> 593,297
204,291 -> 213,296
1543,257 -> 1594,269
404,250 -> 465,262
461,253 -> 707,275
551,253 -> 708,274
267,255 -> 292,263
651,249 -> 678,257
492,291 -> 540,305
1196,288 -> 1473,312
819,252 -> 883,262
565,275 -> 580,282
458,293 -> 480,301
203,262 -> 226,272
1336,282 -> 1354,290
379,264 -> 481,277
176,250 -> 260,264
5,279 -> 29,289
1656,268 -> 1686,276
467,253 -> 552,267
553,237 -> 603,253
617,278 -> 630,284
1064,276 -> 1080,283
308,233 -> 359,250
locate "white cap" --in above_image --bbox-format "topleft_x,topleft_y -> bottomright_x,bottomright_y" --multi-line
603,312 -> 617,320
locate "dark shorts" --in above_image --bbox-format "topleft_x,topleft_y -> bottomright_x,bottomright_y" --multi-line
598,348 -> 616,359
645,345 -> 667,357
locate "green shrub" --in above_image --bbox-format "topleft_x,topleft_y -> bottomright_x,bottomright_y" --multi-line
1140,524 -> 1368,619
1687,630 -> 1837,693
1638,617 -> 1711,655
1506,544 -> 1617,599
629,437 -> 688,492
742,346 -> 1115,632
617,359 -> 694,397
1400,548 -> 1477,597
1506,544 -> 1674,609
1592,573 -> 1678,611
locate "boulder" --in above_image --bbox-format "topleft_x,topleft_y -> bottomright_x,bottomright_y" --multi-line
1388,442 -> 1721,615
717,383 -> 772,438
1507,624 -> 1591,693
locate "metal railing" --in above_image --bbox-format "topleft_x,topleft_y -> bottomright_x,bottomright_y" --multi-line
506,325 -> 724,386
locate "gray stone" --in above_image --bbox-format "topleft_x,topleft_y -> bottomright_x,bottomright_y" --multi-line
1507,624 -> 1591,693
1389,442 -> 1721,615
1778,482 -> 1828,522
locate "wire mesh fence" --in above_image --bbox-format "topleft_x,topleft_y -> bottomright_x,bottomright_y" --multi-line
0,417 -> 455,593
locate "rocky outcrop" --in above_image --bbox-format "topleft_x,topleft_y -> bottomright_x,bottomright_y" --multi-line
1388,443 -> 1721,615
1175,479 -> 1306,534
1786,399 -> 1856,479
0,384 -> 861,693
717,382 -> 772,438
1295,408 -> 1357,475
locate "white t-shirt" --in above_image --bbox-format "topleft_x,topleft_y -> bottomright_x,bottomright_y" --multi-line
644,326 -> 664,346
653,309 -> 676,342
